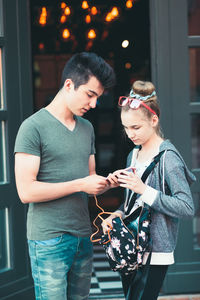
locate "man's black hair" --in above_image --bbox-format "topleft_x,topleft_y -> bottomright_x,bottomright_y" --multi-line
60,52 -> 115,90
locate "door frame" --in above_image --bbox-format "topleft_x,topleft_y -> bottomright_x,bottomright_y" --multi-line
150,0 -> 200,294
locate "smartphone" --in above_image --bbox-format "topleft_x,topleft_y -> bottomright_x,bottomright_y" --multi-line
124,167 -> 136,173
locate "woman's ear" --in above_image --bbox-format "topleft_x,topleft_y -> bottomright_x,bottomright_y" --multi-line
151,114 -> 159,128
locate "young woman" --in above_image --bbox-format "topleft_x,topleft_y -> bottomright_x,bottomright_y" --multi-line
103,80 -> 196,300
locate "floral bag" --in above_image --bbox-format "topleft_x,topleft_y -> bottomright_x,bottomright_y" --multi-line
90,151 -> 164,275
101,205 -> 151,274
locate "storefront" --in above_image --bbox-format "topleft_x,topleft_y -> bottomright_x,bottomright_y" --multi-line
0,0 -> 199,298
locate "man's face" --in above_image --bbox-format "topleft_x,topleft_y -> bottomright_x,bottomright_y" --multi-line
65,76 -> 104,116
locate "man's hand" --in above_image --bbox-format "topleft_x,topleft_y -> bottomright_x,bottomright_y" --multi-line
105,170 -> 122,188
80,174 -> 108,195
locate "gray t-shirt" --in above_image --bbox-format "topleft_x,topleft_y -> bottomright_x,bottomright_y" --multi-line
14,108 -> 95,240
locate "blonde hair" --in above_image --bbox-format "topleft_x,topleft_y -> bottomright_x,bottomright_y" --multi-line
121,80 -> 163,137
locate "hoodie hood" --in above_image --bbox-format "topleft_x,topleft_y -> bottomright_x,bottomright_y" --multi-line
159,139 -> 196,185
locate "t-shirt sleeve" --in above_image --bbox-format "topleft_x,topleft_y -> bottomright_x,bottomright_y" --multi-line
90,125 -> 96,155
14,119 -> 41,157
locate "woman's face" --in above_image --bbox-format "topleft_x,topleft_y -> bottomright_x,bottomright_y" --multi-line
121,108 -> 158,146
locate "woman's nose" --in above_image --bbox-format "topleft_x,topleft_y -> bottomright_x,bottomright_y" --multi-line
127,129 -> 135,139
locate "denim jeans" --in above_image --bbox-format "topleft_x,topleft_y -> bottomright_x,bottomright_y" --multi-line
28,233 -> 93,300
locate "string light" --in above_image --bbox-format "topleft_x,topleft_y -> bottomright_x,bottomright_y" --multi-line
39,7 -> 47,26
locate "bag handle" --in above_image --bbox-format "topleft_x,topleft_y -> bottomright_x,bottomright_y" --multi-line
125,150 -> 165,215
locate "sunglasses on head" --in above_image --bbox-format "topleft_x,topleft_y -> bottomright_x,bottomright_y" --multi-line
118,96 -> 157,115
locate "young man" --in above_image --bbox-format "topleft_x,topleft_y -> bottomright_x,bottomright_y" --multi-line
14,52 -> 116,300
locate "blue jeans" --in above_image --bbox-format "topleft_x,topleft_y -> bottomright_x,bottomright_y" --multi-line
28,233 -> 93,300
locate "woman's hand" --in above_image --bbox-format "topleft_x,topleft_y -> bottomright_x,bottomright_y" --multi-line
101,211 -> 123,234
106,169 -> 124,188
117,170 -> 146,194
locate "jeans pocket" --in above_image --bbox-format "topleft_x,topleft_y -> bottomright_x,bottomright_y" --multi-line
35,235 -> 63,247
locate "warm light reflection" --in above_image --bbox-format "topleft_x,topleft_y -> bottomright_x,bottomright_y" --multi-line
62,28 -> 71,39
126,0 -> 133,9
91,6 -> 98,15
82,1 -> 89,9
85,15 -> 91,24
87,29 -> 96,39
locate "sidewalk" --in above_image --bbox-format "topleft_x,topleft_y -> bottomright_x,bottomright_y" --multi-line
158,295 -> 200,300
91,295 -> 200,300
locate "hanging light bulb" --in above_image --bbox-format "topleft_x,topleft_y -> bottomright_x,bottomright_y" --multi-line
122,40 -> 129,48
62,28 -> 71,40
60,15 -> 67,23
61,2 -> 67,9
82,1 -> 89,9
126,0 -> 133,9
111,7 -> 119,18
85,14 -> 91,24
91,6 -> 98,15
64,6 -> 71,15
87,29 -> 96,39
105,12 -> 113,22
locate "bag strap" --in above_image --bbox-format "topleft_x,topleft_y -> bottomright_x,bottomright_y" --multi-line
125,150 -> 165,215
90,195 -> 122,244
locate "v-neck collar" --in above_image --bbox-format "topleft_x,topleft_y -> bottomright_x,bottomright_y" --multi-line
42,108 -> 78,133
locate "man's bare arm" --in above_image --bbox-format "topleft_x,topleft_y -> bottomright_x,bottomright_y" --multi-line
15,153 -> 108,204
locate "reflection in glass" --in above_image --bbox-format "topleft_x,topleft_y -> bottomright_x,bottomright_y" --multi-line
193,193 -> 200,250
0,121 -> 6,182
191,114 -> 200,169
0,208 -> 10,272
0,49 -> 3,109
188,0 -> 200,35
189,48 -> 200,102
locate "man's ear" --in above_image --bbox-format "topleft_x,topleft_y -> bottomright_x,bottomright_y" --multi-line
64,79 -> 74,91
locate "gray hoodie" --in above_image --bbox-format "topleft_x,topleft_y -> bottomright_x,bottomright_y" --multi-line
123,139 -> 196,256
